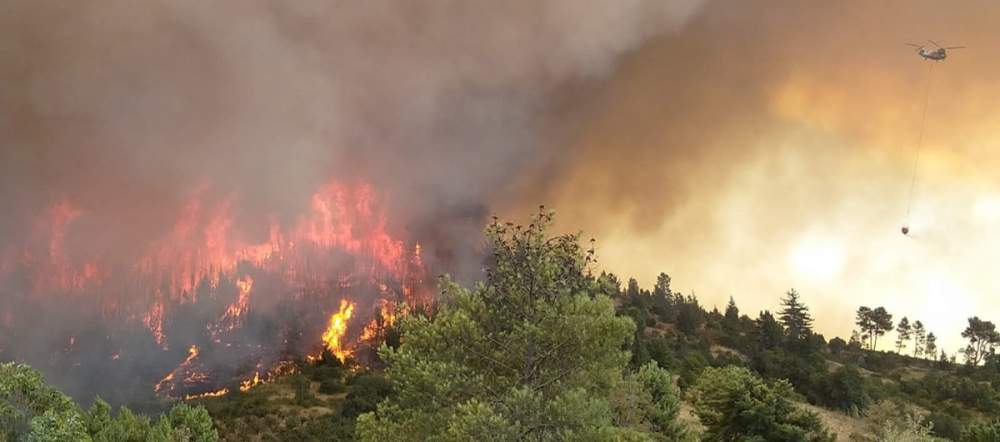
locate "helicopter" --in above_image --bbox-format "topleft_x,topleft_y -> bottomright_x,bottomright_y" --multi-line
906,40 -> 965,61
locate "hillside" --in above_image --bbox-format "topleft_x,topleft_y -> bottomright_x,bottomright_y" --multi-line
180,274 -> 1000,442
6,214 -> 1000,441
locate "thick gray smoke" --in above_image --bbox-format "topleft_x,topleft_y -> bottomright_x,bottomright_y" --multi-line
0,0 -> 704,405
0,0 -> 702,253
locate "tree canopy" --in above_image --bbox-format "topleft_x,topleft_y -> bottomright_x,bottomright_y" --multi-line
355,209 -> 687,441
690,365 -> 834,442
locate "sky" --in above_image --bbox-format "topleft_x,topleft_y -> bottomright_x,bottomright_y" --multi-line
515,0 -> 1000,353
2,0 -> 1000,357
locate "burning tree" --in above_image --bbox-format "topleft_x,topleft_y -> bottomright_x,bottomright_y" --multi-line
0,179 -> 435,401
356,209 -> 687,441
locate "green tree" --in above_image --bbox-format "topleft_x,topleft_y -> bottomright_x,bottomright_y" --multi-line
828,337 -> 847,356
856,306 -> 894,351
811,364 -> 868,412
961,317 -> 1000,366
0,362 -> 90,442
611,361 -> 688,441
779,289 -> 814,342
167,403 -> 219,442
963,419 -> 1000,442
675,295 -> 704,336
850,330 -> 863,350
871,307 -> 895,351
912,321 -> 926,358
721,297 -> 741,348
895,317 -> 912,354
690,365 -> 834,442
856,307 -> 875,349
752,310 -> 785,355
355,210 -> 684,442
651,273 -> 674,320
924,332 -> 937,360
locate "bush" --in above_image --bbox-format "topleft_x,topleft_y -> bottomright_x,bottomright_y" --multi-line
963,419 -> 1000,442
690,365 -> 835,442
318,379 -> 346,395
811,364 -> 870,412
341,373 -> 394,419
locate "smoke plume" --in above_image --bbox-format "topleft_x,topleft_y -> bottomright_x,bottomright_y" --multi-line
0,0 -> 704,404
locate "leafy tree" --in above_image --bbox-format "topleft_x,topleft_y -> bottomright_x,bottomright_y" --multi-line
166,402 -> 219,442
611,361 -> 688,441
856,307 -> 875,350
751,310 -> 785,356
811,364 -> 869,412
850,330 -> 863,350
872,307 -> 895,351
779,289 -> 814,342
912,320 -> 926,358
924,332 -> 937,361
856,306 -> 894,351
961,317 -> 1000,366
690,365 -> 835,442
895,317 -> 912,354
828,337 -> 847,356
963,419 -> 1000,442
0,362 -> 90,442
355,210 -> 685,441
1,362 -> 217,442
675,295 -> 704,335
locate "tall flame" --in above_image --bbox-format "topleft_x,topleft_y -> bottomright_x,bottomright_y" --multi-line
322,299 -> 356,361
0,179 -> 432,399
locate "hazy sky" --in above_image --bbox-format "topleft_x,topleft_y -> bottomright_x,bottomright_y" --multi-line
518,0 -> 1000,353
3,0 -> 1000,357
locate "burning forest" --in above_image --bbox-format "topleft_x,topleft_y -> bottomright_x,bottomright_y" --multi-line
0,179 -> 436,403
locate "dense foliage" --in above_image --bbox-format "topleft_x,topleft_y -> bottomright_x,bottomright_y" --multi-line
0,362 -> 217,442
356,210 -> 686,441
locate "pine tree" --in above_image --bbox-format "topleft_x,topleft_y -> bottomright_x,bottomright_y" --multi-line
925,332 -> 938,360
779,289 -> 813,341
855,307 -> 874,350
912,321 -> 926,358
721,296 -> 741,348
895,317 -> 912,354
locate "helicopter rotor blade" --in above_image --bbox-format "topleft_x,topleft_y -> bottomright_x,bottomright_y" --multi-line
905,43 -> 921,47
945,46 -> 966,49
928,39 -> 942,48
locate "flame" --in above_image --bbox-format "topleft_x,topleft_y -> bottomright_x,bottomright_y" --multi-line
1,179 -> 433,399
360,298 -> 401,343
322,300 -> 356,361
240,372 -> 261,392
185,389 -> 228,400
155,345 -> 200,394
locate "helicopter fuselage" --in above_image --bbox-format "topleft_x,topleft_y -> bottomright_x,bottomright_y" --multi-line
915,47 -> 947,61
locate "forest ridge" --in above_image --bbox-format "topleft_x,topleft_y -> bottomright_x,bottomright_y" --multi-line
3,210 -> 1000,441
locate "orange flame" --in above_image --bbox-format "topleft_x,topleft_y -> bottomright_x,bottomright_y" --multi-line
155,345 -> 200,394
239,372 -> 261,392
185,389 -> 228,400
1,179 -> 433,398
322,300 -> 356,361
